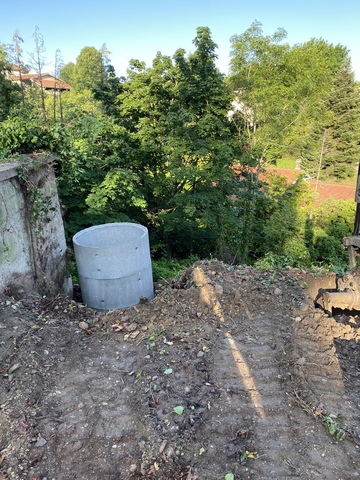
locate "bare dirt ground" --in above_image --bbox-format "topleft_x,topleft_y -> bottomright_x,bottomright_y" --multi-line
0,260 -> 359,480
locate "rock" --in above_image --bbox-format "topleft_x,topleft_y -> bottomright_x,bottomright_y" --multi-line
165,445 -> 175,458
8,363 -> 20,374
214,284 -> 223,296
234,290 -> 241,301
274,288 -> 282,296
35,436 -> 47,447
299,302 -> 309,312
6,283 -> 28,300
78,321 -> 89,330
126,322 -> 138,332
296,357 -> 306,366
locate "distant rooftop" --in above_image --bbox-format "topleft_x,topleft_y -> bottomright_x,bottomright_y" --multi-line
9,72 -> 71,91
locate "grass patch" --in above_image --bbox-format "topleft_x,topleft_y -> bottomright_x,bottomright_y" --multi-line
152,256 -> 199,281
270,158 -> 296,169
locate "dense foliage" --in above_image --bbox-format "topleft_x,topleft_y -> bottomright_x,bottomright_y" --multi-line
0,23 -> 359,274
0,45 -> 21,121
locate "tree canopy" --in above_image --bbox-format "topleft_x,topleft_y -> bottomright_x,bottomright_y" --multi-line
227,21 -> 359,177
0,44 -> 21,121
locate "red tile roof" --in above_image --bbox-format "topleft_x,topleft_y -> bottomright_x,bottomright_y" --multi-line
10,73 -> 71,91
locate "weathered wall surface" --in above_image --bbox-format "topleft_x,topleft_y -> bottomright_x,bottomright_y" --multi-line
0,164 -> 34,290
0,157 -> 72,297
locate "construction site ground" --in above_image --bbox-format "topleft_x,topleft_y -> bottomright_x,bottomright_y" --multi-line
0,260 -> 359,479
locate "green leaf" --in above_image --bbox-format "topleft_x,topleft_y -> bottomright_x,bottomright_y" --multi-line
225,474 -> 234,480
173,405 -> 184,415
199,447 -> 205,455
327,420 -> 337,436
164,368 -> 173,375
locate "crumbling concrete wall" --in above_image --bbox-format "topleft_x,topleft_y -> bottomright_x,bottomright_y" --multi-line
0,156 -> 72,297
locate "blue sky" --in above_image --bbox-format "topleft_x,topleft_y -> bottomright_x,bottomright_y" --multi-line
1,0 -> 359,79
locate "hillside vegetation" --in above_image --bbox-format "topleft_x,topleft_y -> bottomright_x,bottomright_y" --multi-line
1,22 -> 360,274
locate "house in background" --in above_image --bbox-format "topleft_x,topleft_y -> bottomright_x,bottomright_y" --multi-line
9,69 -> 71,93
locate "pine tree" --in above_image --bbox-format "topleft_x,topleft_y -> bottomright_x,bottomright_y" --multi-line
322,58 -> 360,178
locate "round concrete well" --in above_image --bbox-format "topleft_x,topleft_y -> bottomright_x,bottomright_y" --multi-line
73,223 -> 154,310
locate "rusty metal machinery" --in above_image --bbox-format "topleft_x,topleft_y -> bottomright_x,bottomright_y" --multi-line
315,161 -> 360,314
316,272 -> 360,314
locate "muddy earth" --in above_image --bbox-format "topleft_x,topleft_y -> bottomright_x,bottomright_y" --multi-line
0,260 -> 359,480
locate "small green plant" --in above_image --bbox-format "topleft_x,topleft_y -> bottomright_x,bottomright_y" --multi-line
240,449 -> 257,463
16,155 -> 56,237
152,256 -> 199,282
173,405 -> 184,415
323,415 -> 346,441
254,252 -> 292,271
225,474 -> 234,480
295,393 -> 347,441
147,329 -> 166,349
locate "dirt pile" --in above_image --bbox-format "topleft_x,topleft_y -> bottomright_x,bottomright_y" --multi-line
0,261 -> 359,479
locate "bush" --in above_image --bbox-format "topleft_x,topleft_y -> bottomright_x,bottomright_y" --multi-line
152,256 -> 199,281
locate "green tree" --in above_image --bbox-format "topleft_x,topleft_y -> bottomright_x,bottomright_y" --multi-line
227,22 -> 354,264
52,48 -> 65,121
57,113 -> 139,239
114,28 -> 240,258
281,39 -> 350,175
71,46 -> 107,93
318,59 -> 360,179
311,199 -> 355,270
261,176 -> 316,266
93,64 -> 124,117
0,45 -> 21,122
7,29 -> 26,105
228,20 -> 290,164
60,61 -> 75,85
228,23 -> 349,168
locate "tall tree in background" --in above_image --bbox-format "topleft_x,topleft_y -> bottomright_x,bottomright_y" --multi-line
0,44 -> 21,121
226,21 -> 290,262
99,43 -> 111,82
227,23 -> 351,172
280,38 -> 350,177
8,30 -> 26,105
29,26 -> 47,113
227,20 -> 290,165
53,48 -> 64,121
70,46 -> 107,92
319,58 -> 360,178
59,61 -> 75,85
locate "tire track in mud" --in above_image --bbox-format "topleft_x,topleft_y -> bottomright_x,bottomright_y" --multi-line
284,307 -> 360,478
1,263 -> 360,480
185,266 -> 360,479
